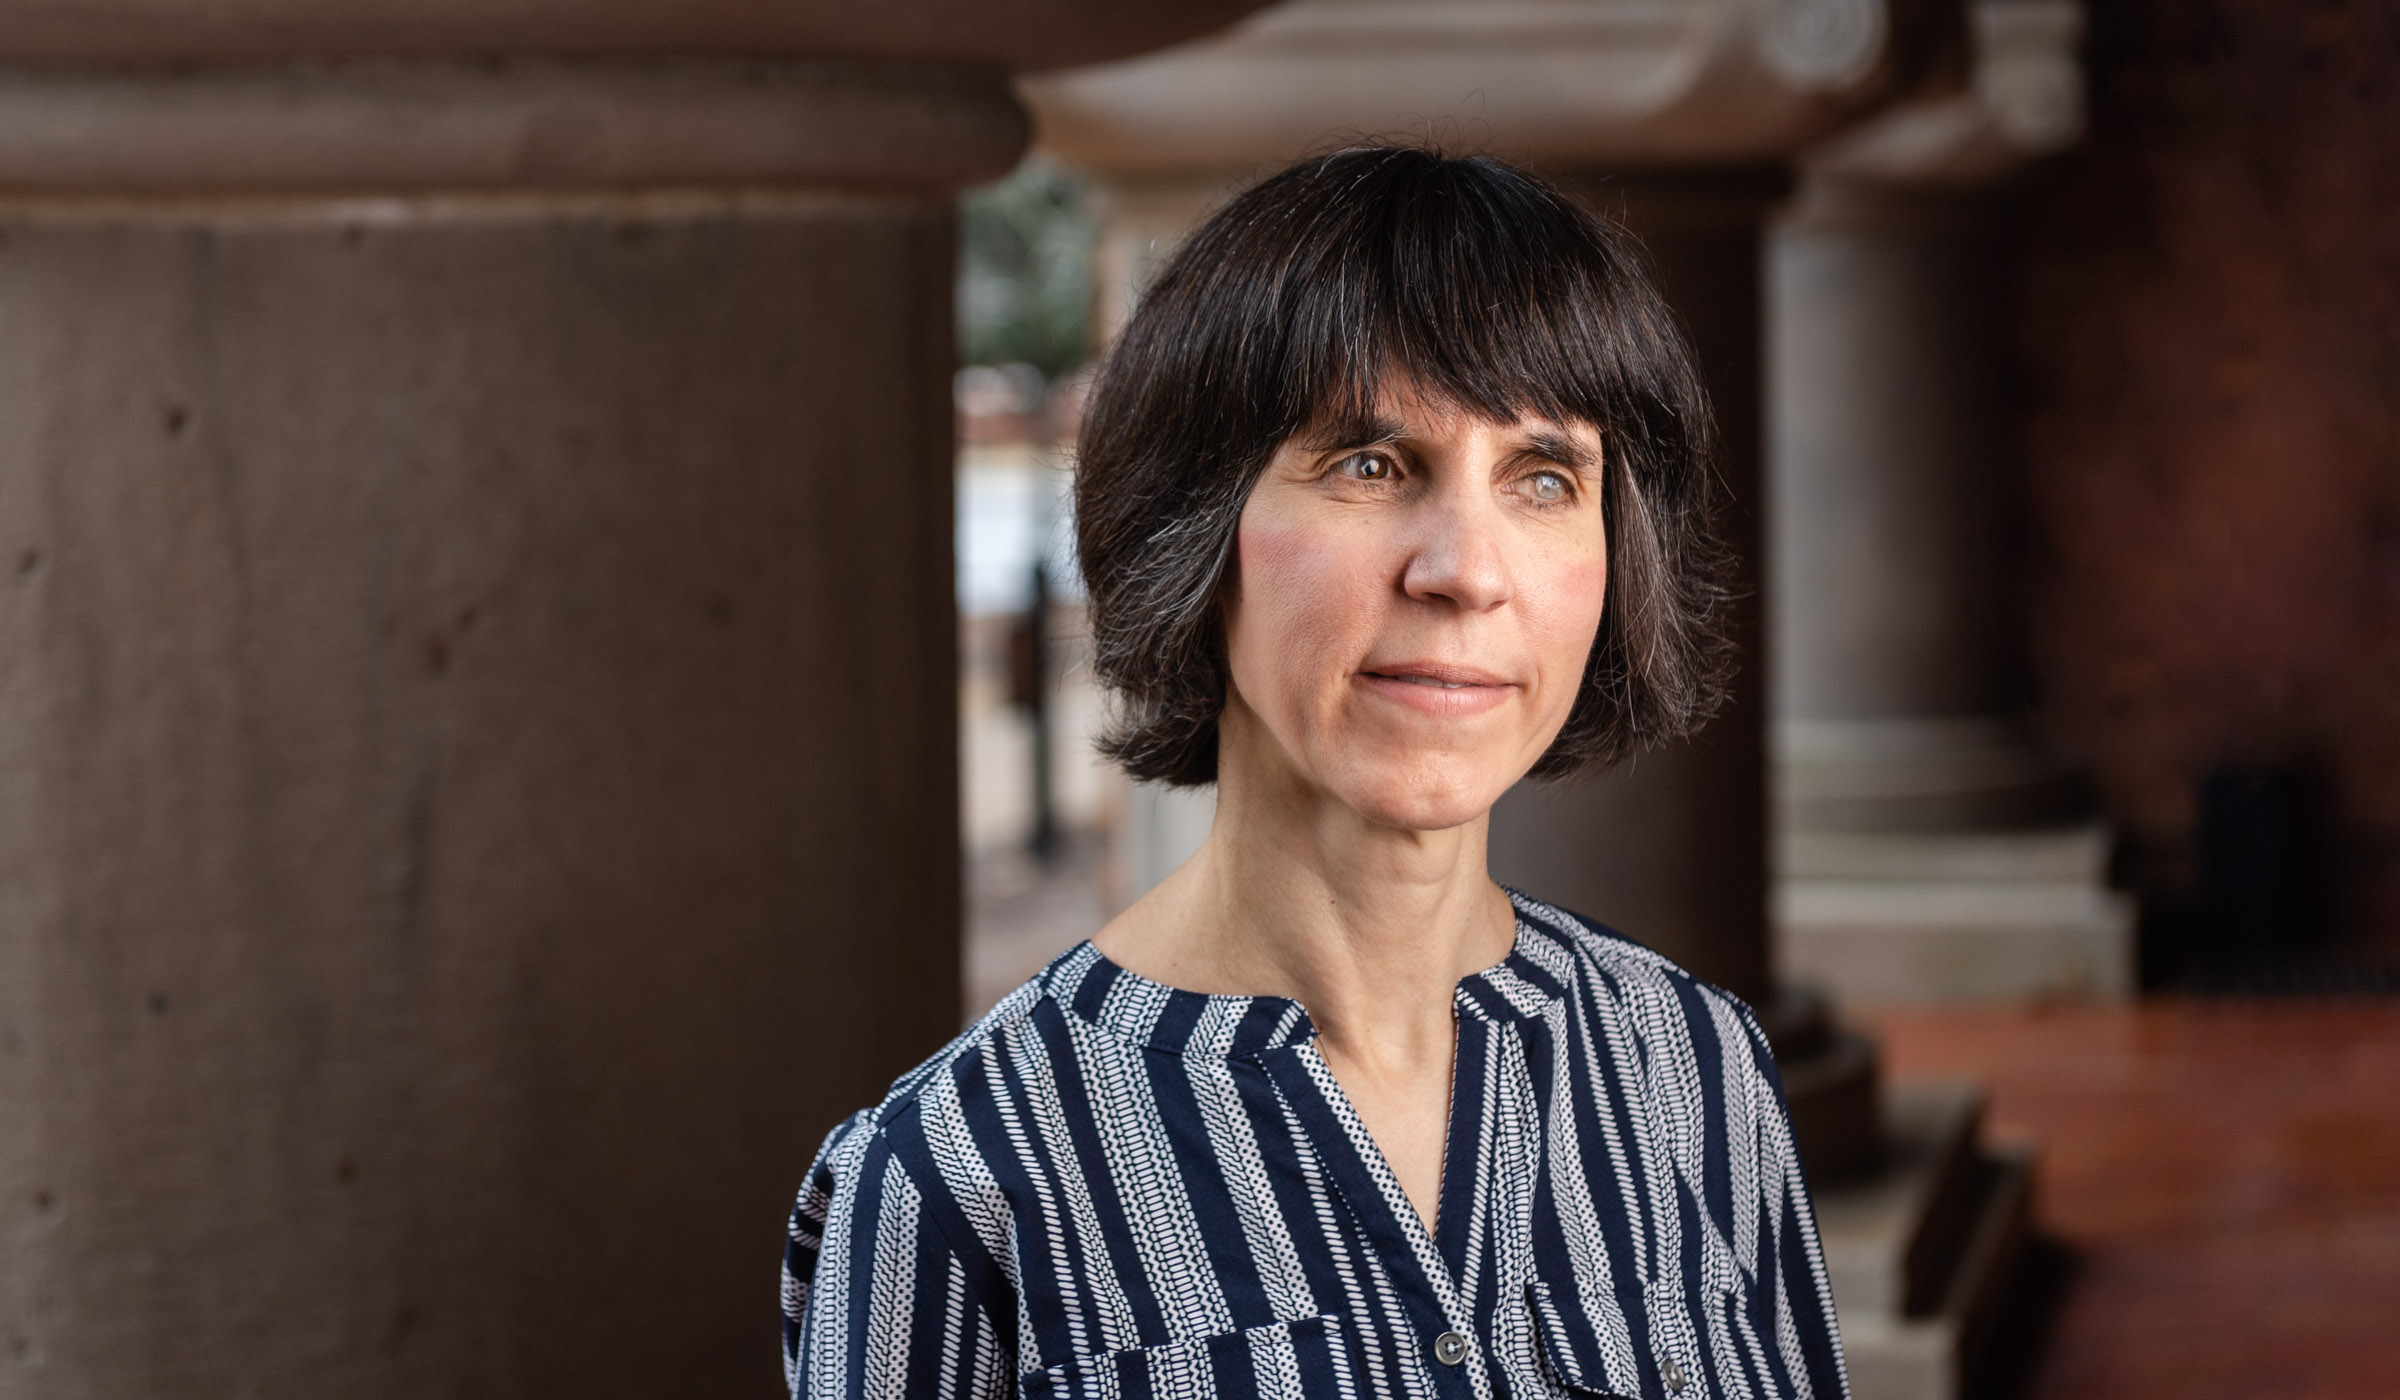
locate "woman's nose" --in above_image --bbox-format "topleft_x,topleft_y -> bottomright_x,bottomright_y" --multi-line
1401,492 -> 1512,612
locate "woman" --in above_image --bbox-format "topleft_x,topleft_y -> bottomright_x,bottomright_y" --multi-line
785,146 -> 1850,1400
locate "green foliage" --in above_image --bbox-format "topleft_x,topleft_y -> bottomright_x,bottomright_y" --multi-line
958,156 -> 1094,380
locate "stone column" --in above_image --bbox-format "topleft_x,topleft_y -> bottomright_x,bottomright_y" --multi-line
1769,0 -> 2136,1004
0,7 -> 1264,1398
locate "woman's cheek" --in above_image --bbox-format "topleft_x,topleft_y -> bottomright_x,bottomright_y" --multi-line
1532,552 -> 1609,687
1557,553 -> 1608,632
1232,518 -> 1376,683
1238,509 -> 1332,582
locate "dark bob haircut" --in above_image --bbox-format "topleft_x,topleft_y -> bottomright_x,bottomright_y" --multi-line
1074,145 -> 1734,787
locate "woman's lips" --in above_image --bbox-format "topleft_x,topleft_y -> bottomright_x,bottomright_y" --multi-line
1356,665 -> 1516,716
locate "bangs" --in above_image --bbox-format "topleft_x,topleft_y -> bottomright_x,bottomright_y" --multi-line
1202,148 -> 1693,457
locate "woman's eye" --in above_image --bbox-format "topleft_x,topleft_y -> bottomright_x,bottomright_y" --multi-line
1526,470 -> 1570,502
1335,452 -> 1393,481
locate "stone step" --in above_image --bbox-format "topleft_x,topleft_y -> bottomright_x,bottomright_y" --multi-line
1812,1080 -> 2037,1400
1778,823 -> 2113,883
1814,1082 -> 1985,1316
1777,880 -> 2135,1003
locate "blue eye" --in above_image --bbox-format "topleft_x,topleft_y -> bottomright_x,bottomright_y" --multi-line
1527,471 -> 1569,502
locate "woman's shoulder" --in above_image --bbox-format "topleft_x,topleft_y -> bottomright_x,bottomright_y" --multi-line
824,966 -> 1055,1149
1505,890 -> 1776,1066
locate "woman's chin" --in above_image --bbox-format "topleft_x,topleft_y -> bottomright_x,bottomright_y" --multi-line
1329,763 -> 1515,834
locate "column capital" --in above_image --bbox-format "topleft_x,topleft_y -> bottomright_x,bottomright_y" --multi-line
0,60 -> 1049,198
0,0 -> 1277,198
0,60 -> 1043,198
1024,0 -> 1957,176
1798,0 -> 2084,192
0,0 -> 1268,73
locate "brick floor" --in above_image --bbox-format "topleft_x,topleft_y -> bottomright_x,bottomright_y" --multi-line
1860,998 -> 2400,1400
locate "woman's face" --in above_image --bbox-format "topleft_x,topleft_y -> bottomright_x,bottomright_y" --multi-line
1220,377 -> 1609,833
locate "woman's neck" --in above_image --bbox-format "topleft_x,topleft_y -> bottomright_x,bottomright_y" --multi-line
1091,723 -> 1521,1232
1093,759 -> 1517,1064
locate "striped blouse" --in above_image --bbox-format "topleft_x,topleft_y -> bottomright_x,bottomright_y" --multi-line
783,892 -> 1850,1400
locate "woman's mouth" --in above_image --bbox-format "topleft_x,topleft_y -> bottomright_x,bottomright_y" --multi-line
1357,665 -> 1514,715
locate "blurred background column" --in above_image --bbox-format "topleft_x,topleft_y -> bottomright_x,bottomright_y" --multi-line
1769,0 -> 2137,1004
0,5 -> 1261,1398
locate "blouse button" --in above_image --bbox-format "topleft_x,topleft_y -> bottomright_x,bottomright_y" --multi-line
1431,1330 -> 1470,1366
1661,1356 -> 1689,1393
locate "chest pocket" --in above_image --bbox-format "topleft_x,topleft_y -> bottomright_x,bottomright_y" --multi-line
1523,1279 -> 1763,1400
1018,1313 -> 1351,1400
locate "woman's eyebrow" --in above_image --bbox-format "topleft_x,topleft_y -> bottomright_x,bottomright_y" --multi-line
1523,428 -> 1602,475
1297,414 -> 1408,452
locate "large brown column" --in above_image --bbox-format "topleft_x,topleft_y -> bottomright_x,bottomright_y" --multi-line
0,7 -> 1265,1397
1489,172 -> 1783,1008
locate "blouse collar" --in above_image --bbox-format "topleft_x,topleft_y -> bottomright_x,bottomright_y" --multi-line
1041,889 -> 1576,1060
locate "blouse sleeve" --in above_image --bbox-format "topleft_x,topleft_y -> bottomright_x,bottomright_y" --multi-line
783,1111 -> 1013,1400
1739,1019 -> 1855,1400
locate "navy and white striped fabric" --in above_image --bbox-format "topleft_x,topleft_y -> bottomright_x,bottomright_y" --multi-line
783,892 -> 1850,1400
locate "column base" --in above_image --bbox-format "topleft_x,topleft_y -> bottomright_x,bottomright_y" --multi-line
1814,1082 -> 2036,1400
1777,821 -> 2136,1003
1761,986 -> 1883,1182
1777,716 -> 2090,834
